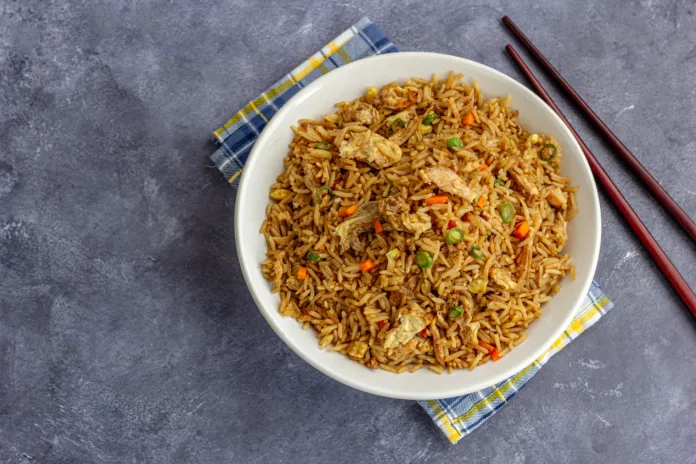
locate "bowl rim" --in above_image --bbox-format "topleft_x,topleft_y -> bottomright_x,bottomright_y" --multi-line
235,51 -> 601,400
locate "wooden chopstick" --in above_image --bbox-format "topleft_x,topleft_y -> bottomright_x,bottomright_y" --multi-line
502,16 -> 696,243
505,45 -> 696,318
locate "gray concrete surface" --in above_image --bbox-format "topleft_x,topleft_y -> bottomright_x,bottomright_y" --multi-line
1,0 -> 695,462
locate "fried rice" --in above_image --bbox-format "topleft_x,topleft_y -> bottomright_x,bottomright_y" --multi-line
261,71 -> 577,374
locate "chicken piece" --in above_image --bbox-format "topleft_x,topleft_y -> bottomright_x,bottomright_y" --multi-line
378,196 -> 432,238
490,267 -> 518,291
516,243 -> 533,282
388,118 -> 420,146
510,171 -> 539,198
346,341 -> 369,359
342,102 -> 380,126
420,166 -> 477,203
379,85 -> 412,110
460,321 -> 480,347
392,338 -> 419,357
272,251 -> 285,289
388,286 -> 415,308
339,131 -> 402,169
334,201 -> 380,252
546,187 -> 568,208
384,302 -> 433,349
285,276 -> 302,291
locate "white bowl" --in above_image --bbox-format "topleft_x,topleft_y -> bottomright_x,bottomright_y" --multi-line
235,52 -> 600,400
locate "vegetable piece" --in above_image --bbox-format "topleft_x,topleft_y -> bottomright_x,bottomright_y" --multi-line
417,124 -> 432,135
494,179 -> 505,186
449,306 -> 463,319
386,184 -> 395,197
270,189 -> 292,200
385,249 -> 401,260
539,143 -> 558,161
317,141 -> 330,150
316,185 -> 334,202
373,219 -> 383,234
470,245 -> 484,259
306,252 -> 322,262
447,136 -> 464,149
478,340 -> 495,353
297,267 -> 308,280
476,196 -> 486,208
419,328 -> 428,337
468,278 -> 486,294
512,220 -> 530,239
445,227 -> 465,245
365,87 -> 378,103
462,109 -> 475,126
416,251 -> 434,269
447,220 -> 456,229
331,178 -> 340,189
479,163 -> 489,171
339,204 -> 358,217
378,320 -> 387,329
360,259 -> 376,273
424,194 -> 448,206
491,348 -> 502,361
528,133 -> 539,144
498,201 -> 515,223
391,118 -> 406,132
422,113 -> 436,125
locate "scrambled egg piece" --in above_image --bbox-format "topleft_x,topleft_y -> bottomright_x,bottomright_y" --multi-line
339,131 -> 402,169
347,341 -> 369,359
490,268 -> 518,291
419,166 -> 477,203
384,303 -> 433,349
546,186 -> 568,208
378,196 -> 432,238
334,202 -> 380,252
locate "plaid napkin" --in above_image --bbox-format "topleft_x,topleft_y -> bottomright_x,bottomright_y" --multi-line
210,17 -> 615,444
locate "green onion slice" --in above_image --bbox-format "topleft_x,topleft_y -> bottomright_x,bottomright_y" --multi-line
422,113 -> 436,125
416,251 -> 434,269
539,143 -> 558,161
445,227 -> 465,245
391,118 -> 406,132
306,252 -> 322,262
317,141 -> 330,150
495,179 -> 505,186
470,245 -> 484,259
498,201 -> 515,223
449,306 -> 463,319
316,185 -> 334,202
447,136 -> 464,149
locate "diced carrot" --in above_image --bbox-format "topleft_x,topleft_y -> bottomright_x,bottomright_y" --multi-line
420,328 -> 428,337
378,320 -> 386,329
297,266 -> 308,280
447,220 -> 456,229
462,109 -> 475,126
339,204 -> 358,217
512,220 -> 530,239
373,218 -> 383,233
424,194 -> 448,206
491,348 -> 502,362
360,259 -> 376,273
476,196 -> 486,208
479,163 -> 489,171
478,340 -> 495,353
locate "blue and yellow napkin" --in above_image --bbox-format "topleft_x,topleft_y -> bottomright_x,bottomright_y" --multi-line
210,17 -> 614,444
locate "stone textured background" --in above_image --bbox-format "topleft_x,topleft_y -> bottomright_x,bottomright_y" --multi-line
1,0 -> 695,462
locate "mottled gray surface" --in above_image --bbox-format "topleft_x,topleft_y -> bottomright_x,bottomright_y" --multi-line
1,0 -> 695,462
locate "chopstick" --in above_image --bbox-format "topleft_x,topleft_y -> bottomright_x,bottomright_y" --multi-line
502,16 -> 696,243
505,45 -> 696,318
